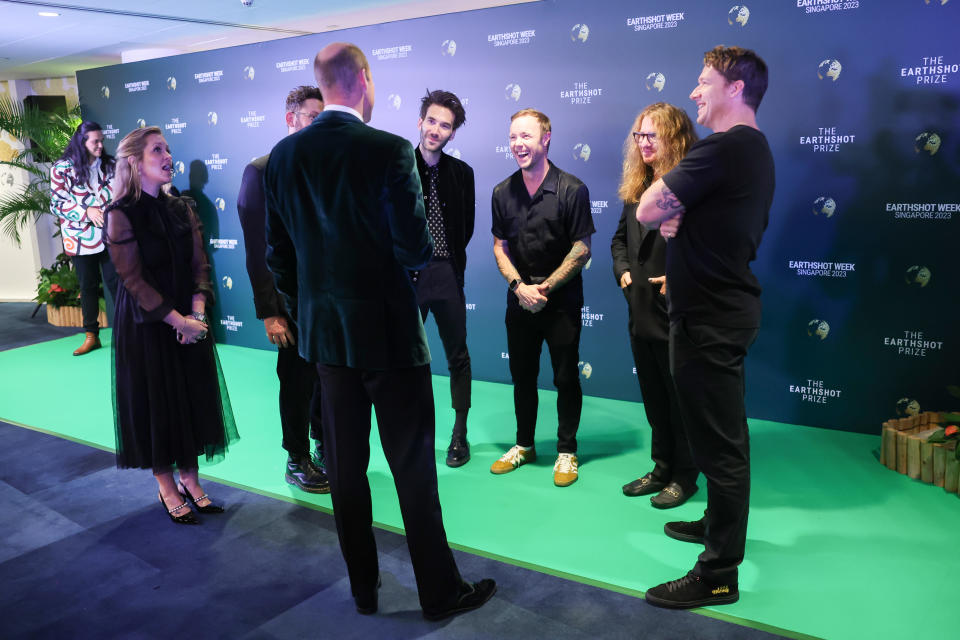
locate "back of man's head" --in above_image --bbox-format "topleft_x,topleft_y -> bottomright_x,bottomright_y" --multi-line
314,43 -> 369,95
703,45 -> 768,112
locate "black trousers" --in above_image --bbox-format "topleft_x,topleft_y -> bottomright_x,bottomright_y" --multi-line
505,302 -> 582,454
276,341 -> 322,458
629,335 -> 697,490
670,319 -> 758,584
72,251 -> 118,334
315,362 -> 463,613
413,259 -> 471,412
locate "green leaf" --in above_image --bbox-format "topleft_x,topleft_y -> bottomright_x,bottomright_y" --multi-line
927,428 -> 947,443
940,412 -> 960,423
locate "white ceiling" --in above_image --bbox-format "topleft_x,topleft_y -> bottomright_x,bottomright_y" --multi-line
0,0 -> 533,80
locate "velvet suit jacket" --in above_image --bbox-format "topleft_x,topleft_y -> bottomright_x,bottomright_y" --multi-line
610,201 -> 669,343
264,110 -> 434,370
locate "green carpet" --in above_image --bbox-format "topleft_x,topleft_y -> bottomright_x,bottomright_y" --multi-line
2,332 -> 956,640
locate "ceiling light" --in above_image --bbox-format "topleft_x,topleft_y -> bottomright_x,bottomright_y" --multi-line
38,11 -> 60,17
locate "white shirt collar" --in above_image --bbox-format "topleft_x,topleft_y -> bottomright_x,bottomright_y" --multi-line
323,104 -> 362,121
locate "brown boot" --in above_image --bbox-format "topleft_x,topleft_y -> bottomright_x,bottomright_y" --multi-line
73,332 -> 101,356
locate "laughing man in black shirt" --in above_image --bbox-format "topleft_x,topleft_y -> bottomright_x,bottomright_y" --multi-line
490,109 -> 595,488
637,46 -> 775,609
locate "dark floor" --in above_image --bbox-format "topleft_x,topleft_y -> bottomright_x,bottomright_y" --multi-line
0,302 -> 793,640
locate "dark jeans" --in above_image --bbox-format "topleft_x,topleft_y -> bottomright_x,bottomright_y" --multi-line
277,341 -> 322,458
72,251 -> 118,334
505,301 -> 582,454
629,335 -> 697,490
414,259 -> 471,411
315,362 -> 463,612
670,319 -> 758,584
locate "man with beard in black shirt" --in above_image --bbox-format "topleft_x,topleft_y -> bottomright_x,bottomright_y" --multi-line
637,46 -> 775,609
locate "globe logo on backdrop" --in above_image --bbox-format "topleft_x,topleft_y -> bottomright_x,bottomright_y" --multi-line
904,265 -> 932,287
572,143 -> 591,162
100,85 -> 110,99
646,72 -> 666,92
813,196 -> 837,217
0,170 -> 14,188
914,132 -> 941,155
807,319 -> 830,340
166,76 -> 177,91
174,160 -> 185,176
214,197 -> 226,211
446,148 -> 462,159
243,65 -> 255,80
818,59 -> 842,81
505,83 -> 522,101
728,5 -> 750,26
896,397 -> 921,417
221,276 -> 233,290
135,118 -> 146,128
441,39 -> 457,56
584,257 -> 592,270
578,361 -> 593,379
570,23 -> 589,43
387,94 -> 402,110
924,0 -> 950,5
207,111 -> 218,126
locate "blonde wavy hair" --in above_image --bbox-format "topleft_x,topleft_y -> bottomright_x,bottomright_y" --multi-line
112,126 -> 164,203
617,103 -> 697,204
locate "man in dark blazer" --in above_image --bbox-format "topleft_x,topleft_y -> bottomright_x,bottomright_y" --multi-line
263,42 -> 495,620
237,85 -> 328,494
411,89 -> 475,468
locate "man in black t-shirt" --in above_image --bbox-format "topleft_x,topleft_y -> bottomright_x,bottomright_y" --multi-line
637,46 -> 775,609
491,109 -> 595,487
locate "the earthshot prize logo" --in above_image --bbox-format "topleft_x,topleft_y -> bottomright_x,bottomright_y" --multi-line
441,39 -> 456,56
646,72 -> 665,92
166,76 -> 177,91
173,160 -> 185,176
221,314 -> 243,332
578,361 -> 593,379
728,5 -> 750,26
818,59 -> 842,82
570,23 -> 589,43
135,118 -> 146,128
813,196 -> 837,217
214,197 -> 226,212
207,111 -> 218,126
221,276 -> 233,290
505,83 -> 522,102
243,65 -> 255,80
924,0 -> 950,6
446,148 -> 462,160
572,143 -> 591,162
915,132 -> 941,155
789,379 -> 842,405
807,318 -> 830,340
386,94 -> 402,110
904,265 -> 932,287
0,170 -> 14,189
896,397 -> 921,417
100,85 -> 110,99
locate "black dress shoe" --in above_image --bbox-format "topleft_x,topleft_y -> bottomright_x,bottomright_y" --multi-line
622,472 -> 667,497
285,454 -> 331,494
446,434 -> 470,468
645,571 -> 738,609
355,575 -> 381,615
422,579 -> 497,621
159,492 -> 198,525
664,517 -> 706,544
651,482 -> 697,509
178,483 -> 224,514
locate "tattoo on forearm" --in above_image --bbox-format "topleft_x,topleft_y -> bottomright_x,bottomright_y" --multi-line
655,186 -> 682,212
544,240 -> 590,290
494,240 -> 521,283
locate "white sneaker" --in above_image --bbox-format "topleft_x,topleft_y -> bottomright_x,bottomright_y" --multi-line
490,444 -> 536,474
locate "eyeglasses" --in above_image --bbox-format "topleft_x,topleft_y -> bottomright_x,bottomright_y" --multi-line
632,131 -> 657,144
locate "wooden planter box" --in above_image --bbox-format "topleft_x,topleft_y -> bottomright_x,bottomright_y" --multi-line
46,304 -> 108,328
880,411 -> 960,497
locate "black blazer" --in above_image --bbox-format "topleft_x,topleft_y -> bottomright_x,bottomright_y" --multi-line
414,147 -> 475,286
237,153 -> 285,319
610,201 -> 669,342
264,110 -> 434,369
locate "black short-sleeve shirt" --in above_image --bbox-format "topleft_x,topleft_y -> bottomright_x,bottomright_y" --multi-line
491,161 -> 594,307
662,125 -> 775,328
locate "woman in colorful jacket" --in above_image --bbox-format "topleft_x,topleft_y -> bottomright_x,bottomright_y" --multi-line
50,121 -> 119,355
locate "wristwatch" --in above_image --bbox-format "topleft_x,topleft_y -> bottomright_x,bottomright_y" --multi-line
509,278 -> 521,291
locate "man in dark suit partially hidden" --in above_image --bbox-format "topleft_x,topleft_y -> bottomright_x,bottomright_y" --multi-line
263,42 -> 495,620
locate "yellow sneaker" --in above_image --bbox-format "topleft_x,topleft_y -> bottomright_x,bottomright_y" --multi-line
553,453 -> 579,487
490,445 -> 536,474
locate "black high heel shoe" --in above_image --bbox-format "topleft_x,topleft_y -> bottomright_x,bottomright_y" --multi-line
178,483 -> 224,514
159,492 -> 198,525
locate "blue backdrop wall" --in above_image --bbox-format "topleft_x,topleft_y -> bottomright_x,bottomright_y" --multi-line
76,0 -> 959,434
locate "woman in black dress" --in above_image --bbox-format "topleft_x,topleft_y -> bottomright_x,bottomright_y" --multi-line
105,126 -> 238,524
611,103 -> 699,509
